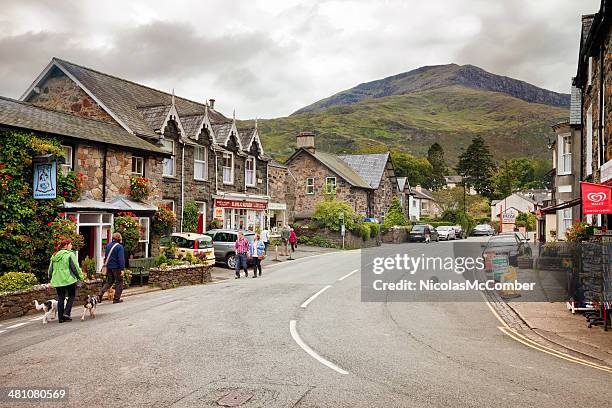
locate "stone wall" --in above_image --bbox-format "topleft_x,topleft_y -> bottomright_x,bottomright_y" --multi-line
268,163 -> 296,222
28,69 -> 114,122
381,227 -> 409,244
372,159 -> 398,220
300,227 -> 380,249
287,151 -> 370,218
149,265 -> 212,289
0,280 -> 103,321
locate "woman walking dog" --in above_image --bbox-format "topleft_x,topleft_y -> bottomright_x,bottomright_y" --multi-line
48,238 -> 84,323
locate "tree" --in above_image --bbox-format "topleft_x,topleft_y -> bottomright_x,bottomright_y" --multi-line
492,158 -> 552,199
430,187 -> 490,219
383,197 -> 408,227
426,143 -> 448,191
456,136 -> 496,198
391,151 -> 432,187
182,201 -> 199,232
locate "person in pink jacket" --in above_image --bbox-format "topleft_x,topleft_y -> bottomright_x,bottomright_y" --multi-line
289,228 -> 298,252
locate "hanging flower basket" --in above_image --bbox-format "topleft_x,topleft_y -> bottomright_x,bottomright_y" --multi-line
49,215 -> 84,250
130,176 -> 151,201
153,207 -> 176,235
59,172 -> 86,202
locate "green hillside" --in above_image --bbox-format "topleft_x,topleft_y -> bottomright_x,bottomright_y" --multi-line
248,85 -> 568,164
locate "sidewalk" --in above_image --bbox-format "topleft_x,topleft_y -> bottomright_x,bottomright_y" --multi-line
210,245 -> 339,281
507,301 -> 612,366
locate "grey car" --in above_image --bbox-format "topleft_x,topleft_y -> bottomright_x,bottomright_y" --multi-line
204,229 -> 255,269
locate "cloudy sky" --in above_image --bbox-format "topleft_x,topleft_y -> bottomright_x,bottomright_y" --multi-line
0,0 -> 600,118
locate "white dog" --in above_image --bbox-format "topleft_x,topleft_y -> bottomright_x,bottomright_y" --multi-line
34,299 -> 58,324
81,295 -> 97,321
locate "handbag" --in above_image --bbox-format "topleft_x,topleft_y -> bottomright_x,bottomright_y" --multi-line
100,242 -> 118,277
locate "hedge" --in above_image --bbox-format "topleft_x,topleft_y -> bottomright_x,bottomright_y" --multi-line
0,272 -> 39,293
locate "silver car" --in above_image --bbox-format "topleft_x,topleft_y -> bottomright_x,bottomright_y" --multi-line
204,229 -> 255,269
436,225 -> 456,240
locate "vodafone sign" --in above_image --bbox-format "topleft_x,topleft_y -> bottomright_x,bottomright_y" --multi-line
581,182 -> 612,214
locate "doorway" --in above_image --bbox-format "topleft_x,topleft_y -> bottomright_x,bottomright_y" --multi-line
78,225 -> 96,265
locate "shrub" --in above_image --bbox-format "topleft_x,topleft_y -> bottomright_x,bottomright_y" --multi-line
367,222 -> 380,238
383,197 -> 408,227
208,219 -> 222,230
312,200 -> 359,232
297,235 -> 340,248
50,215 -> 84,251
81,256 -> 96,280
153,207 -> 176,234
565,222 -> 589,243
155,253 -> 168,267
114,212 -> 141,255
58,171 -> 86,202
123,269 -> 132,288
129,176 -> 151,201
0,272 -> 38,293
516,212 -> 536,231
359,223 -> 371,241
182,201 -> 199,233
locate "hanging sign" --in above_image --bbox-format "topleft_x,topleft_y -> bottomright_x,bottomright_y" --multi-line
581,182 -> 612,214
215,199 -> 267,210
33,161 -> 57,199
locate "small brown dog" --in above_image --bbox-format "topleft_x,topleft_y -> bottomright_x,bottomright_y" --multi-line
106,287 -> 115,301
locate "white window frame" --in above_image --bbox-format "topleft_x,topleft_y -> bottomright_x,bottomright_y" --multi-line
306,177 -> 314,194
160,200 -> 175,213
131,155 -> 144,176
194,146 -> 208,181
557,134 -> 572,175
61,145 -> 73,176
162,140 -> 175,177
245,156 -> 256,187
588,57 -> 593,86
587,105 -> 593,176
222,152 -> 234,185
325,177 -> 337,194
559,207 -> 572,238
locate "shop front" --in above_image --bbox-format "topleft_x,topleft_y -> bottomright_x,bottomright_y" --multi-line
213,195 -> 268,232
268,202 -> 287,229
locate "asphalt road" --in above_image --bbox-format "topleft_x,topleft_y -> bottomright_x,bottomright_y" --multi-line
0,240 -> 610,407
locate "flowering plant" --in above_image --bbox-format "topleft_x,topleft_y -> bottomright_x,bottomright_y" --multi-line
130,176 -> 151,201
153,207 -> 176,234
59,172 -> 86,202
49,215 -> 84,251
114,212 -> 141,254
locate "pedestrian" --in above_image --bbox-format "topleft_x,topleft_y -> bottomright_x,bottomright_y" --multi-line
424,225 -> 431,244
98,232 -> 126,304
261,227 -> 270,253
234,231 -> 250,278
48,238 -> 84,323
289,228 -> 298,252
249,233 -> 266,278
281,225 -> 290,256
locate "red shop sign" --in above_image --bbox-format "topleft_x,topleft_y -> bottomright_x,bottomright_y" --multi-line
215,199 -> 267,210
581,182 -> 612,214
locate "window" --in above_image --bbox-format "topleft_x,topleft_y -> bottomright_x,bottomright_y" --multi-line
160,200 -> 175,213
138,217 -> 149,242
588,57 -> 593,86
194,146 -> 207,180
162,140 -> 175,177
131,156 -> 144,175
325,177 -> 337,194
412,199 -> 417,208
587,105 -> 593,175
306,178 -> 314,194
561,207 -> 572,236
558,134 -> 571,175
245,157 -> 256,187
61,145 -> 73,176
222,152 -> 234,184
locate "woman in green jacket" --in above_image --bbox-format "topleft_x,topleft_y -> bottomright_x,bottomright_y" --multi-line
48,239 -> 84,323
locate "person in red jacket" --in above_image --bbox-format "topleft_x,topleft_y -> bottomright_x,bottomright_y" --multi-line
289,228 -> 298,252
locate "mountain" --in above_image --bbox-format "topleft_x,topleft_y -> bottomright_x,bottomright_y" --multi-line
293,64 -> 570,115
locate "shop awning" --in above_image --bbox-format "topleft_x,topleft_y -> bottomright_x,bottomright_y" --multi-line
540,198 -> 580,214
61,196 -> 157,213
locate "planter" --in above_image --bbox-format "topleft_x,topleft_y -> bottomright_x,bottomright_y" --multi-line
517,257 -> 533,269
149,264 -> 212,289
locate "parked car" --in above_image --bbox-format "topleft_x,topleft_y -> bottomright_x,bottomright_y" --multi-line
472,224 -> 495,236
159,233 -> 215,266
436,225 -> 456,240
453,225 -> 466,239
499,231 -> 530,242
204,229 -> 256,269
481,234 -> 532,267
409,224 -> 439,242
364,217 -> 379,223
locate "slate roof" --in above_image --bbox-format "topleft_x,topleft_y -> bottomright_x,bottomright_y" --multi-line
570,84 -> 582,126
292,150 -> 370,189
581,15 -> 595,46
413,188 -> 435,200
0,96 -> 165,154
238,128 -> 255,148
444,175 -> 463,183
49,58 -> 228,137
337,152 -> 390,189
137,104 -> 171,132
212,123 -> 233,145
181,114 -> 206,139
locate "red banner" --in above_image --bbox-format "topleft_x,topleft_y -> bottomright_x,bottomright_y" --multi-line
215,199 -> 267,210
581,182 -> 612,214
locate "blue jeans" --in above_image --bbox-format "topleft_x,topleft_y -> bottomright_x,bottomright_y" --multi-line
235,253 -> 248,277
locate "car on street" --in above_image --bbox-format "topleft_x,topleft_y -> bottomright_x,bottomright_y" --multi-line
499,231 -> 530,243
204,229 -> 256,269
436,225 -> 456,240
159,233 -> 216,266
481,234 -> 532,267
453,225 -> 466,239
409,224 -> 439,242
472,224 -> 495,236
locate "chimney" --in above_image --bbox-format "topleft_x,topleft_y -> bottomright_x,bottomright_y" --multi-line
414,184 -> 422,193
209,99 -> 215,110
296,131 -> 315,152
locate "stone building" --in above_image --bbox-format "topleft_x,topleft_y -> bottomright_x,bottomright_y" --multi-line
0,95 -> 167,269
21,58 -> 271,233
397,177 -> 420,221
284,132 -> 398,221
267,160 -> 296,229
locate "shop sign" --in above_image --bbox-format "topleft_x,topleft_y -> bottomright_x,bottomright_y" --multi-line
268,202 -> 287,211
501,212 -> 516,224
214,207 -> 224,220
33,161 -> 57,199
215,199 -> 267,210
581,182 -> 612,214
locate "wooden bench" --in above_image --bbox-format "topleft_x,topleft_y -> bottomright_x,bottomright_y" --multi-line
128,257 -> 158,285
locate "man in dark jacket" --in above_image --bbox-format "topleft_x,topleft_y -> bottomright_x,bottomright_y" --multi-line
98,232 -> 125,303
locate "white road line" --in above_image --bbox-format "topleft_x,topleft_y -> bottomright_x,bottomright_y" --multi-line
289,320 -> 348,375
338,269 -> 358,281
30,316 -> 43,321
0,330 -> 6,334
7,322 -> 29,329
301,285 -> 332,309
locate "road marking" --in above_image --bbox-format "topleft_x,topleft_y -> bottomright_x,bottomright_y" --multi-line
7,322 -> 29,329
289,320 -> 348,375
0,330 -> 5,334
30,316 -> 43,321
301,285 -> 332,309
338,269 -> 358,281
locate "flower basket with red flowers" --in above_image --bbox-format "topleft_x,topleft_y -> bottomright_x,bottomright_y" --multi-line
59,172 -> 86,202
153,207 -> 176,235
130,176 -> 151,201
49,216 -> 84,251
114,212 -> 141,254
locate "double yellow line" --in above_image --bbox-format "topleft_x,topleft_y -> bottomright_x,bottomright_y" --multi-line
482,295 -> 612,374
